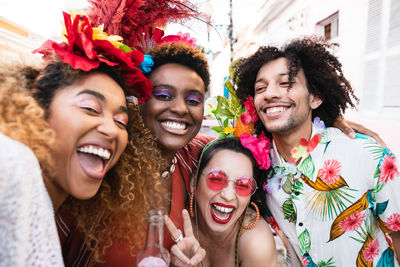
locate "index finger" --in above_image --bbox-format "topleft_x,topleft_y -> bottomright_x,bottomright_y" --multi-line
164,214 -> 180,238
182,209 -> 194,237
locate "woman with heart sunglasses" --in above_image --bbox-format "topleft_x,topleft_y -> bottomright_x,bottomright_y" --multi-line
165,137 -> 277,267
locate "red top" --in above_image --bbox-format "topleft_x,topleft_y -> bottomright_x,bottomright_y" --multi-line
57,135 -> 213,267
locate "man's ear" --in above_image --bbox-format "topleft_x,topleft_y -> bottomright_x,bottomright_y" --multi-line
310,94 -> 323,110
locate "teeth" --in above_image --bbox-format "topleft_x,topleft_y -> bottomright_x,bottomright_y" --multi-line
213,204 -> 234,213
77,145 -> 111,160
266,106 -> 287,114
161,121 -> 186,130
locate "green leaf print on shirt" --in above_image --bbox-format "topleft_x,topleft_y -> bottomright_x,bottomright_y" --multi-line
298,156 -> 315,178
298,229 -> 311,255
283,199 -> 297,223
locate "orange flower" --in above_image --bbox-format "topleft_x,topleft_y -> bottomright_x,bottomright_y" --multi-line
233,118 -> 254,138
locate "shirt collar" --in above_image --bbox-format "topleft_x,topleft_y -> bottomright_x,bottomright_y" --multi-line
271,122 -> 325,182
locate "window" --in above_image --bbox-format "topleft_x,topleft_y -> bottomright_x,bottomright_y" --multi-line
362,0 -> 400,113
317,12 -> 339,41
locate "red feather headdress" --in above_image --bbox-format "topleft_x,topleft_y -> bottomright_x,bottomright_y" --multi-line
87,0 -> 199,51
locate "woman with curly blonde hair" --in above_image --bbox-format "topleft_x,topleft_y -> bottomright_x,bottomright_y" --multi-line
0,10 -> 167,266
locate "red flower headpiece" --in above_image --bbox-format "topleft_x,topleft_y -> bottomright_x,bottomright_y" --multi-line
33,11 -> 152,103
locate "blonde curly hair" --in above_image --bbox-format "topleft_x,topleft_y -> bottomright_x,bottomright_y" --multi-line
0,60 -> 169,262
0,62 -> 55,179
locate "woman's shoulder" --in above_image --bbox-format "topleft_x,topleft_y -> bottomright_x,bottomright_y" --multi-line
176,134 -> 214,163
0,132 -> 38,169
238,209 -> 277,266
183,134 -> 215,152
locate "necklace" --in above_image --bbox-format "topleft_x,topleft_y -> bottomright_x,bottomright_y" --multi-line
161,156 -> 177,178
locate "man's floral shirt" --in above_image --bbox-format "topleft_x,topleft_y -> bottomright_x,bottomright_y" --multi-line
265,119 -> 400,266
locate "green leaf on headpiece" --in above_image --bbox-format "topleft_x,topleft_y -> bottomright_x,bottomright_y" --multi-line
216,96 -> 235,119
223,118 -> 229,128
230,95 -> 242,117
228,58 -> 242,85
119,44 -> 133,52
229,58 -> 241,79
211,126 -> 223,134
224,79 -> 237,98
215,95 -> 243,120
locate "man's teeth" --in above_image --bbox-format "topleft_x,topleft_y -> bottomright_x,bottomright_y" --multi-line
161,121 -> 187,130
77,145 -> 111,160
266,106 -> 287,114
213,204 -> 234,213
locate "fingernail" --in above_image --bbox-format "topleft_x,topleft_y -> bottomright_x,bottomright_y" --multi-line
350,132 -> 355,138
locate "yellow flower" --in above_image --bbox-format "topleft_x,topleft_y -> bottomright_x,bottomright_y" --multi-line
92,24 -> 124,48
223,127 -> 235,134
61,10 -> 124,49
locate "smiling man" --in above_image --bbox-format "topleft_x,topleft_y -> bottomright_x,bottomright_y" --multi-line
234,37 -> 400,266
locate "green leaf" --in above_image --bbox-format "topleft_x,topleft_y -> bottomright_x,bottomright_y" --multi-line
282,176 -> 293,194
298,156 -> 315,178
298,229 -> 311,255
282,199 -> 297,223
211,126 -> 223,134
224,79 -> 237,98
228,58 -> 242,83
223,118 -> 229,128
215,96 -> 235,118
374,165 -> 380,179
119,44 -> 132,52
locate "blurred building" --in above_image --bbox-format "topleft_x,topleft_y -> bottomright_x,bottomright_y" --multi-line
0,17 -> 44,61
209,0 -> 400,155
0,0 -> 88,61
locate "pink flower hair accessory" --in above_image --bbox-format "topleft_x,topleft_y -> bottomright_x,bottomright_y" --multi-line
159,31 -> 197,48
241,95 -> 259,124
239,132 -> 271,170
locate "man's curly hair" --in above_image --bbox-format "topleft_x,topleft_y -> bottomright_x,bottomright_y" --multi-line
234,37 -> 359,134
147,42 -> 210,92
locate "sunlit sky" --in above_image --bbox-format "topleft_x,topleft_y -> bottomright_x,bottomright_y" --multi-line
0,0 -> 261,51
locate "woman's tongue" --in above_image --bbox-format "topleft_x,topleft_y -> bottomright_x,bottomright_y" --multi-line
78,152 -> 104,174
212,205 -> 231,220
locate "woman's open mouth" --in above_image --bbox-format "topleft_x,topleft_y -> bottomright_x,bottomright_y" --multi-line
77,144 -> 112,180
210,202 -> 236,224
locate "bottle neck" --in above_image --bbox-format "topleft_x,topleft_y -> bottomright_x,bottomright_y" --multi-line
145,214 -> 164,248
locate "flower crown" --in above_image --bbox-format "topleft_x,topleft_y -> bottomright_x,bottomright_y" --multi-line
33,11 -> 153,103
205,63 -> 271,170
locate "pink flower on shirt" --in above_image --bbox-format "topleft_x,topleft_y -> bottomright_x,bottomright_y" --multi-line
339,212 -> 366,231
379,155 -> 399,184
386,213 -> 400,231
302,257 -> 310,266
363,239 -> 380,263
319,159 -> 341,185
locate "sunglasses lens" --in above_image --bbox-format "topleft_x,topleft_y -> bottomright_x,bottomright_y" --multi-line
206,171 -> 227,191
235,176 -> 256,196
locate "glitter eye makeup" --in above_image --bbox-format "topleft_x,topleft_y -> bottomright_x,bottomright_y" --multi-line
152,87 -> 174,100
185,91 -> 203,105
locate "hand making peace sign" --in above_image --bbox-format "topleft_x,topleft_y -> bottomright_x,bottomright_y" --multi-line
164,209 -> 206,267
